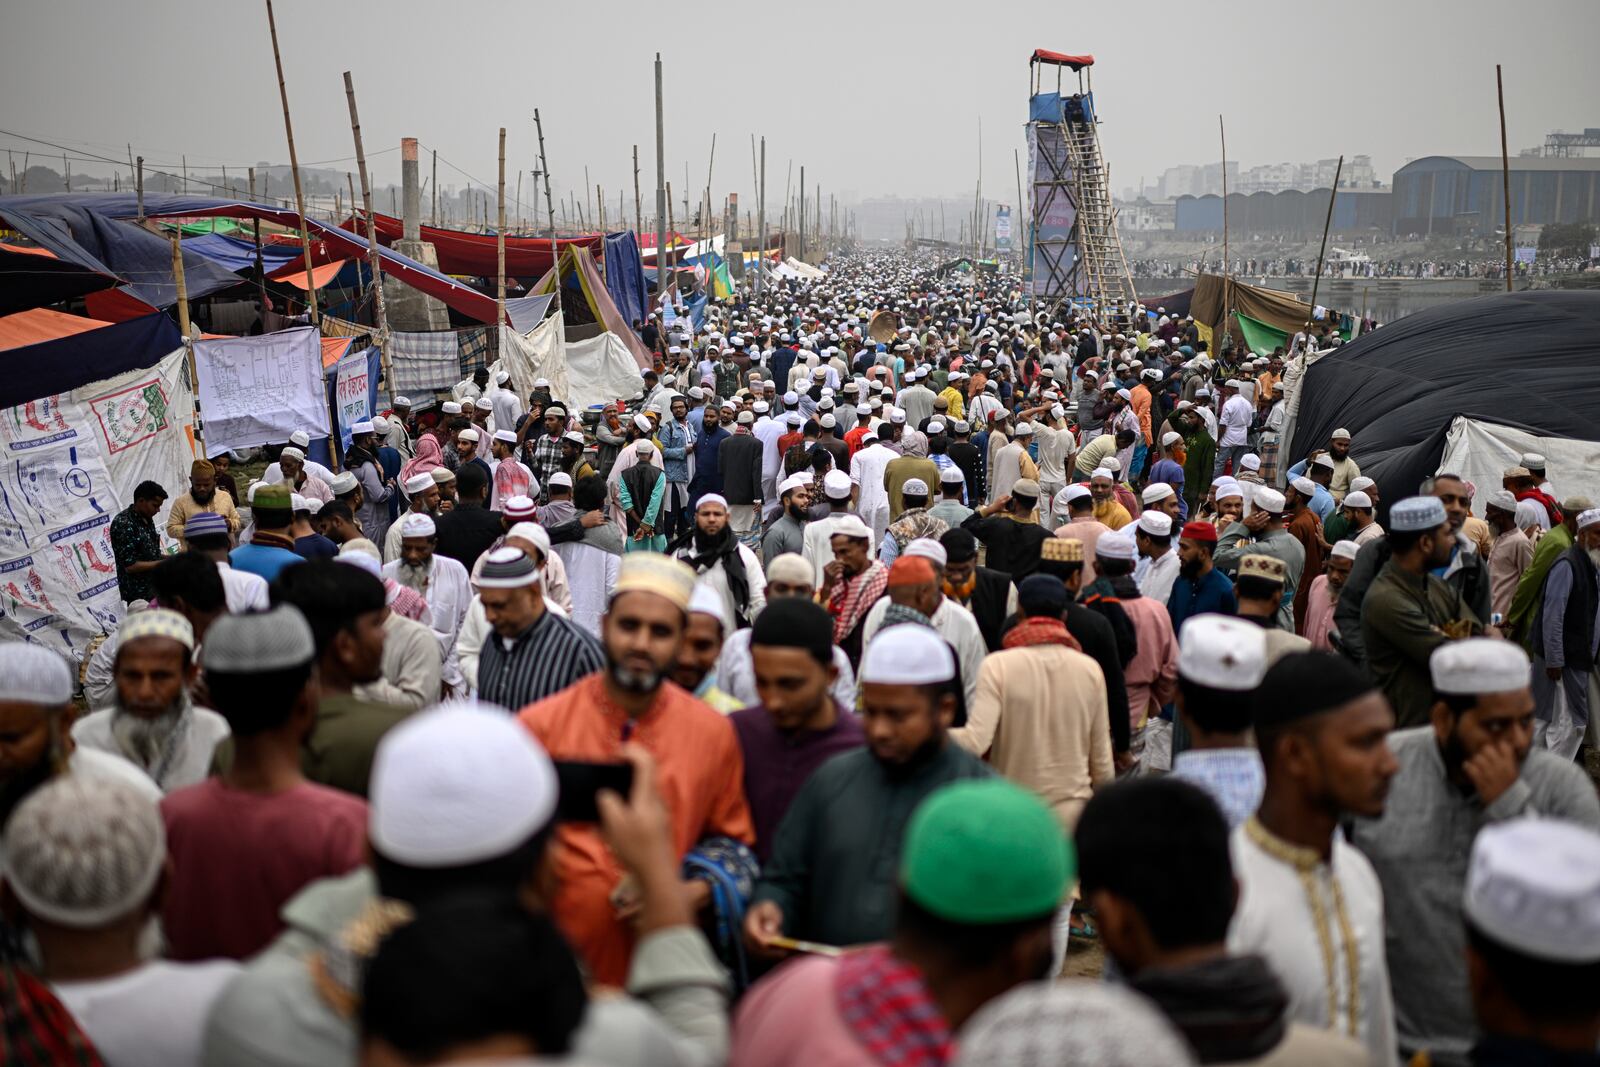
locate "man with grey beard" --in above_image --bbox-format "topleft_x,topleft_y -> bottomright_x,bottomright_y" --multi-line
72,607 -> 231,793
382,511 -> 472,695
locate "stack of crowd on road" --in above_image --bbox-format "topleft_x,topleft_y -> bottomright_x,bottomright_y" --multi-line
2,249 -> 1597,1067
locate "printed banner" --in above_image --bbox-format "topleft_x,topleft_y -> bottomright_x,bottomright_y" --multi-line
995,206 -> 1013,251
1514,246 -> 1536,265
333,350 -> 372,457
0,348 -> 195,656
193,327 -> 328,453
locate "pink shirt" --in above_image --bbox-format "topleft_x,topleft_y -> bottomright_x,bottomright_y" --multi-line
1304,574 -> 1338,650
731,956 -> 876,1067
1120,594 -> 1178,730
1056,517 -> 1111,578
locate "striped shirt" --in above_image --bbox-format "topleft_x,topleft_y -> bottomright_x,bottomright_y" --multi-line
477,608 -> 605,710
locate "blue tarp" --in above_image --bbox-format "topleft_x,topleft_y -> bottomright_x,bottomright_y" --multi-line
307,344 -> 383,470
179,232 -> 303,275
505,292 -> 555,334
603,232 -> 649,326
0,312 -> 185,409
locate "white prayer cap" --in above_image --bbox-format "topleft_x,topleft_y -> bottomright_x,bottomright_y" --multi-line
820,414 -> 837,429
1484,488 -> 1518,513
1331,427 -> 1352,441
456,428 -> 480,443
290,493 -> 310,513
1580,509 -> 1600,532
400,512 -> 437,539
1161,431 -> 1182,447
1312,454 -> 1336,471
337,550 -> 382,578
953,420 -> 971,434
1050,404 -> 1066,421
1137,511 -> 1173,537
2,775 -> 165,928
502,496 -> 538,520
442,401 -> 463,415
1178,614 -> 1268,691
1465,817 -> 1600,964
778,472 -> 810,496
688,386 -> 706,400
1091,467 -> 1114,482
280,446 -> 306,462
351,420 -> 375,435
1103,457 -> 1123,474
1291,476 -> 1317,498
1349,476 -> 1376,493
492,429 -> 518,445
1013,422 -> 1034,436
927,420 -> 947,435
1212,478 -> 1243,500
1343,490 -> 1373,509
1115,388 -> 1132,402
289,430 -> 312,448
475,397 -> 493,412
393,395 -> 412,407
1431,637 -> 1529,696
830,514 -> 872,541
696,493 -> 729,511
1095,530 -> 1137,561
904,539 -> 948,568
404,472 -> 435,494
534,377 -> 551,389
479,546 -> 541,588
688,582 -> 731,633
1253,487 -> 1286,513
495,370 -> 511,385
1060,484 -> 1091,506
371,416 -> 390,433
890,409 -> 907,425
939,466 -> 966,486
632,413 -> 653,432
766,553 -> 813,586
369,699 -> 558,867
784,390 -> 800,405
1142,483 -> 1175,505
823,470 -> 852,499
901,479 -> 930,497
117,608 -> 194,653
1330,539 -> 1362,561
0,643 -> 73,706
1518,452 -> 1547,469
860,624 -> 955,686
1239,453 -> 1261,472
201,605 -> 315,673
548,471 -> 573,490
1390,495 -> 1448,533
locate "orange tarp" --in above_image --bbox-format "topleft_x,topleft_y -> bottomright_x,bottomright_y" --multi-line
0,308 -> 115,351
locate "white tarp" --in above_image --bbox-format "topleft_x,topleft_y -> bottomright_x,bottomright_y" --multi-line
499,312 -> 645,413
0,348 -> 196,655
193,327 -> 328,454
1438,416 -> 1600,517
782,257 -> 826,280
499,311 -> 571,407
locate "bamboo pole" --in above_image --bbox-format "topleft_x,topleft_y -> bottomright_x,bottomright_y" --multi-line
432,149 -> 439,226
654,54 -> 666,309
1497,64 -> 1514,292
135,156 -> 144,221
757,136 -> 766,297
497,128 -> 507,340
170,233 -> 204,455
249,168 -> 266,310
633,144 -> 643,237
534,108 -> 560,315
265,0 -> 319,324
343,71 -> 393,397
1306,155 -> 1344,335
1220,115 -> 1231,327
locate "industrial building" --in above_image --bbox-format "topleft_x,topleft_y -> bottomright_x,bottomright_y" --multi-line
1391,155 -> 1600,235
1172,188 -> 1393,236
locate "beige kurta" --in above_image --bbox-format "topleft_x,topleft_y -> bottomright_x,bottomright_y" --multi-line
165,489 -> 240,547
952,643 -> 1113,828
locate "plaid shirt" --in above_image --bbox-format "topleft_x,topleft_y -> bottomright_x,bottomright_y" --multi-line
110,505 -> 162,604
528,433 -> 565,500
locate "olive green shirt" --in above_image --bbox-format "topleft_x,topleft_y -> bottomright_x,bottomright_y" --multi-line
301,693 -> 414,798
1361,561 -> 1479,728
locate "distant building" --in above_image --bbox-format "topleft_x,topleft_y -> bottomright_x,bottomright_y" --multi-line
1391,155 -> 1600,235
1173,189 -> 1392,235
1119,197 -> 1175,231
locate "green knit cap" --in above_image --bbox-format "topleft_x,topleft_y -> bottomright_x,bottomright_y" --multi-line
899,778 -> 1072,924
251,483 -> 293,510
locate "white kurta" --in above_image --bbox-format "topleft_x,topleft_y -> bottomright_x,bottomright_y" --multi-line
1229,822 -> 1398,1067
849,443 -> 897,541
216,562 -> 269,613
383,554 -> 472,694
1135,549 -> 1181,605
355,612 -> 443,710
70,708 -> 232,794
677,543 -> 767,628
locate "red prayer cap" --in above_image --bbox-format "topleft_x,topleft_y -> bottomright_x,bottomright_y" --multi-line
887,555 -> 937,587
1181,521 -> 1218,543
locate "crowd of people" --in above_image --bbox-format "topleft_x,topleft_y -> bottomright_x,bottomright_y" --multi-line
1128,251 -> 1598,281
5,248 -> 1599,1067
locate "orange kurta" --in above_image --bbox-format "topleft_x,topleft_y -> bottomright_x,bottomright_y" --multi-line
518,673 -> 754,985
1130,383 -> 1153,445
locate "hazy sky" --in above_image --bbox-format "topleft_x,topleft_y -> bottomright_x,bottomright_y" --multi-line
4,0 -> 1598,214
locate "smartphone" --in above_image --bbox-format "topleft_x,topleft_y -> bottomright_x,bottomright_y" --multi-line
553,760 -> 635,823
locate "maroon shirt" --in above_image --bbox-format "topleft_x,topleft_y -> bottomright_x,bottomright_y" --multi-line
160,778 -> 367,961
729,703 -> 865,863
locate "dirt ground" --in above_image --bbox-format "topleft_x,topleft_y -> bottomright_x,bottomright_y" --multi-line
1059,933 -> 1106,978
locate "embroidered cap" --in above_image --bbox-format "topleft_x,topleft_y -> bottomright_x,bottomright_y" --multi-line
1178,614 -> 1268,690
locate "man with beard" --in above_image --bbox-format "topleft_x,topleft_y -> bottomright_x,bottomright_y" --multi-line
451,427 -> 491,486
384,472 -> 440,563
658,395 -> 694,540
274,446 -> 332,506
1228,651 -> 1400,1067
1530,507 -> 1600,759
1133,511 -> 1180,605
432,463 -> 501,570
1323,428 -> 1360,504
518,552 -> 755,986
0,643 -> 161,832
820,514 -> 889,671
383,512 -> 472,698
229,483 -> 303,583
744,625 -> 991,955
1351,639 -> 1600,1067
166,458 -> 240,547
1168,521 -> 1237,633
878,479 -> 949,566
688,402 -> 732,510
729,598 -> 866,862
735,779 -> 1068,1064
1089,465 -> 1134,531
73,608 -> 229,793
488,429 -> 536,512
347,422 -> 397,545
672,495 -> 766,630
1303,540 -> 1358,651
1362,497 -> 1482,729
940,527 -> 1018,653
962,479 -> 1052,581
1078,777 -> 1367,1066
761,472 -> 811,567
1087,531 -> 1179,772
473,546 -> 602,710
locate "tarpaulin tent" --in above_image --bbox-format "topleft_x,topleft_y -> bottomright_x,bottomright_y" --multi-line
338,212 -> 603,278
1190,273 -> 1315,351
0,194 -> 505,323
529,245 -> 652,370
179,232 -> 303,275
0,308 -> 117,350
0,311 -> 185,410
1288,291 -> 1600,522
0,243 -> 122,315
602,232 -> 649,326
1139,288 -> 1194,320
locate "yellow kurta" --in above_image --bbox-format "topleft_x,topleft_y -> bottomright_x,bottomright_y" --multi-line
1093,499 -> 1133,531
165,489 -> 241,547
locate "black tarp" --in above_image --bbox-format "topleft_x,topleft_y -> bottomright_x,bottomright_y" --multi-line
0,245 -> 121,315
1289,290 -> 1600,521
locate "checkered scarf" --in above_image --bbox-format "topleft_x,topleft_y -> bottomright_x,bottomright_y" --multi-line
0,964 -> 104,1065
828,560 -> 889,644
834,946 -> 951,1067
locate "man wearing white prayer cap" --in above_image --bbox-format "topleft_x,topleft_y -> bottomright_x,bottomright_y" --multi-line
763,471 -> 813,566
1350,639 -> 1600,1064
1168,613 -> 1270,828
1133,510 -> 1180,604
745,622 -> 988,955
1214,485 -> 1306,631
383,511 -> 474,696
0,643 -> 161,828
1458,818 -> 1600,1061
206,697 -> 738,1067
1481,486 -> 1533,622
385,472 -> 442,563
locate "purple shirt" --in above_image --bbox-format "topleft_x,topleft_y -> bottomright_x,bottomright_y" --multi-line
730,703 -> 866,863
